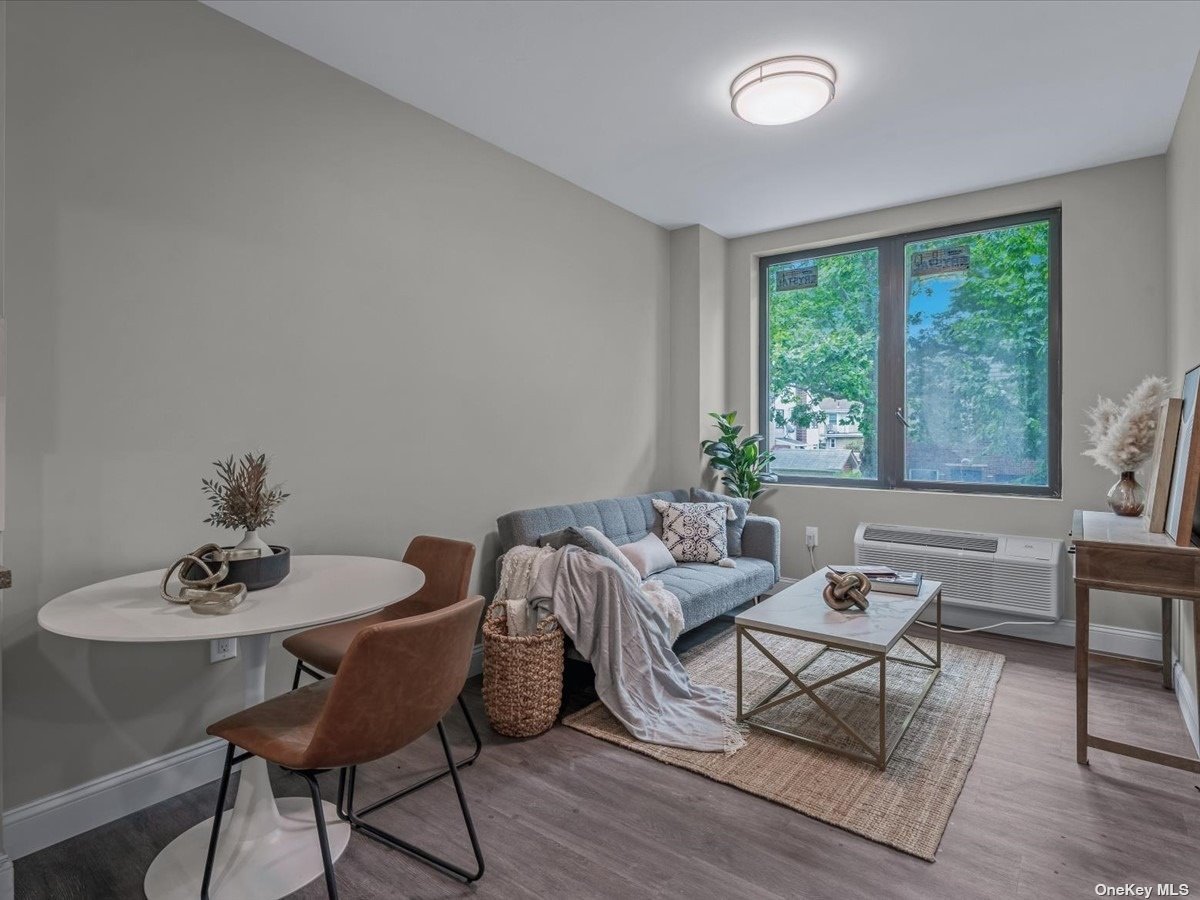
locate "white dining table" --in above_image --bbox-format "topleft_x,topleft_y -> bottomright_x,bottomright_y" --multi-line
37,554 -> 425,900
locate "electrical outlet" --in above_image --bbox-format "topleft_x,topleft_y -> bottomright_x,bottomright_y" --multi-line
805,526 -> 819,548
210,637 -> 238,663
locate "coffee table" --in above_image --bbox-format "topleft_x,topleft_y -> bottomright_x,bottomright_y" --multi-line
735,568 -> 943,770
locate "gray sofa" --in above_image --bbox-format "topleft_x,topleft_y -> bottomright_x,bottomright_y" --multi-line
496,489 -> 781,635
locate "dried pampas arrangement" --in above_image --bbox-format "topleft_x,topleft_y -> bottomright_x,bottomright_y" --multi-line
1082,376 -> 1171,475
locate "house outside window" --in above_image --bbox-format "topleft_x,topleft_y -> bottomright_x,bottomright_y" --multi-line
759,209 -> 1061,496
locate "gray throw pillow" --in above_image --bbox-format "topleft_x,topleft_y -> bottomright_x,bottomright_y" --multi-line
538,526 -> 582,550
691,487 -> 751,556
617,532 -> 677,578
578,526 -> 643,583
538,526 -> 642,583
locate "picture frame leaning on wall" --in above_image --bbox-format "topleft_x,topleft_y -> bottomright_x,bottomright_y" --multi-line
1164,364 -> 1200,547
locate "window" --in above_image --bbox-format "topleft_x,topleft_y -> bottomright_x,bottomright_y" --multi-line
760,209 -> 1061,496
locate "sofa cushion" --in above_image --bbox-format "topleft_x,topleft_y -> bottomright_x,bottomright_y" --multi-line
690,487 -> 751,556
653,558 -> 776,632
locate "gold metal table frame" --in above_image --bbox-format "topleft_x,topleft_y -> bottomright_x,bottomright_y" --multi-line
735,589 -> 942,771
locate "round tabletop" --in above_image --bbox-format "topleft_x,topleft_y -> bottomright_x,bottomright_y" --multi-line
37,555 -> 426,643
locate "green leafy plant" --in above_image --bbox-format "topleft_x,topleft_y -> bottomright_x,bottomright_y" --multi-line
201,452 -> 289,532
700,412 -> 775,501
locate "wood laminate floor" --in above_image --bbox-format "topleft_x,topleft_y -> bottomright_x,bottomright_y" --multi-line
15,623 -> 1200,899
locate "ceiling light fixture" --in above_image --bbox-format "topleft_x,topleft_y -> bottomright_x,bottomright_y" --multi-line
730,56 -> 837,126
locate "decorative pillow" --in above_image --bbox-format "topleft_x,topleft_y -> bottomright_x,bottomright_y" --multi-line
617,532 -> 677,579
538,525 -> 642,583
651,499 -> 733,563
537,527 -> 580,550
578,526 -> 643,583
690,487 -> 751,556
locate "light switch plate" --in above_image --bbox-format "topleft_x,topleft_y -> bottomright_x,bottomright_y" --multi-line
210,637 -> 238,663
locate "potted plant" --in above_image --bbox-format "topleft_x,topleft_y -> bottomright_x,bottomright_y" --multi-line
202,452 -> 289,557
700,411 -> 776,503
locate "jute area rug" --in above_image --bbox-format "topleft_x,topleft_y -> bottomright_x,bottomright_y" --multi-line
562,629 -> 1004,861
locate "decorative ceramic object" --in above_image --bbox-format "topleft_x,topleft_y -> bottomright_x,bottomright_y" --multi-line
1106,471 -> 1146,517
822,570 -> 871,611
235,529 -> 274,557
161,544 -> 247,614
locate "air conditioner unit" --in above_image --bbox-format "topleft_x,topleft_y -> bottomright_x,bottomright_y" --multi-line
853,523 -> 1065,621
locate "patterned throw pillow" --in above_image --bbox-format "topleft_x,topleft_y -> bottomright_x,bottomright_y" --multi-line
690,487 -> 751,556
651,499 -> 733,563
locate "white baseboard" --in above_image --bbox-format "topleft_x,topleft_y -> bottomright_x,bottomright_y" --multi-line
1174,659 -> 1200,756
3,736 -> 229,860
917,604 -> 1162,661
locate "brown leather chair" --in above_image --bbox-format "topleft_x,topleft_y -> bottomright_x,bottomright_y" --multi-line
285,536 -> 476,682
202,595 -> 487,899
283,536 -> 482,771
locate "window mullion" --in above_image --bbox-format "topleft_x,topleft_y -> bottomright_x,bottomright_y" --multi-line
876,236 -> 906,489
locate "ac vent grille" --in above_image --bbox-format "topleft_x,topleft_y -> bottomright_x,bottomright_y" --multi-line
855,548 -> 1056,616
861,526 -> 998,554
854,522 -> 1065,621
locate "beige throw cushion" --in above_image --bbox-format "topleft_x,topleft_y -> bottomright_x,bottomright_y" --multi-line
652,499 -> 733,564
618,532 -> 677,579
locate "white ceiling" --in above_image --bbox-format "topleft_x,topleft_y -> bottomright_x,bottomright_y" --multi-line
204,0 -> 1200,238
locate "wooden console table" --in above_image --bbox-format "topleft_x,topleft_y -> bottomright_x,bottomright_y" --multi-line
1071,509 -> 1200,772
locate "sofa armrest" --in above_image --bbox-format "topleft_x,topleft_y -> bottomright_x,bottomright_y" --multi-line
741,515 -> 781,580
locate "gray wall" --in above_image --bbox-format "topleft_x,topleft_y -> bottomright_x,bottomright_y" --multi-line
1167,52 -> 1200,700
667,225 -> 727,488
722,157 -> 1170,634
3,0 -> 669,806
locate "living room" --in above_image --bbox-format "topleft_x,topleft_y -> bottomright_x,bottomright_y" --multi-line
3,1 -> 1200,898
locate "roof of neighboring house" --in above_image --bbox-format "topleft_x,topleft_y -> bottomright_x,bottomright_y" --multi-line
817,398 -> 856,413
772,448 -> 858,473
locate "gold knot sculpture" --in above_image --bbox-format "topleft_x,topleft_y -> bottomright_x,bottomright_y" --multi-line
822,570 -> 871,612
160,543 -> 249,615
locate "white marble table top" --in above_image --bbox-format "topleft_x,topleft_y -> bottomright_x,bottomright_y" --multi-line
38,555 -> 425,643
736,568 -> 942,653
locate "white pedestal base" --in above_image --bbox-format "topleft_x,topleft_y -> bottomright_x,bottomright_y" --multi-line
143,796 -> 349,899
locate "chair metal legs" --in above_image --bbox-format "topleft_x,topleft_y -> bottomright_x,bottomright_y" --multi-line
295,770 -> 339,900
336,720 -> 485,883
200,743 -> 236,900
200,743 -> 340,900
291,658 -> 326,690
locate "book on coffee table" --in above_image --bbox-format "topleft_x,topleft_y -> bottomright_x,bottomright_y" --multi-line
828,565 -> 924,596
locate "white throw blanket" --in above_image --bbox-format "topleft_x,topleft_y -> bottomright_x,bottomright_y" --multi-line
494,545 -> 556,636
641,578 -> 685,643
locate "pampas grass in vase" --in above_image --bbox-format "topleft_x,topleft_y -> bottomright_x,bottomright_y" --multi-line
1082,376 -> 1171,516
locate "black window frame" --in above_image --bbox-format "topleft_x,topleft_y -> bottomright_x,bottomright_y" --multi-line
758,208 -> 1062,498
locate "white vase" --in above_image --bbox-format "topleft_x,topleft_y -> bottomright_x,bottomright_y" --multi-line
234,529 -> 273,557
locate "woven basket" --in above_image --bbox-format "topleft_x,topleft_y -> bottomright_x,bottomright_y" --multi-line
482,603 -> 564,738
